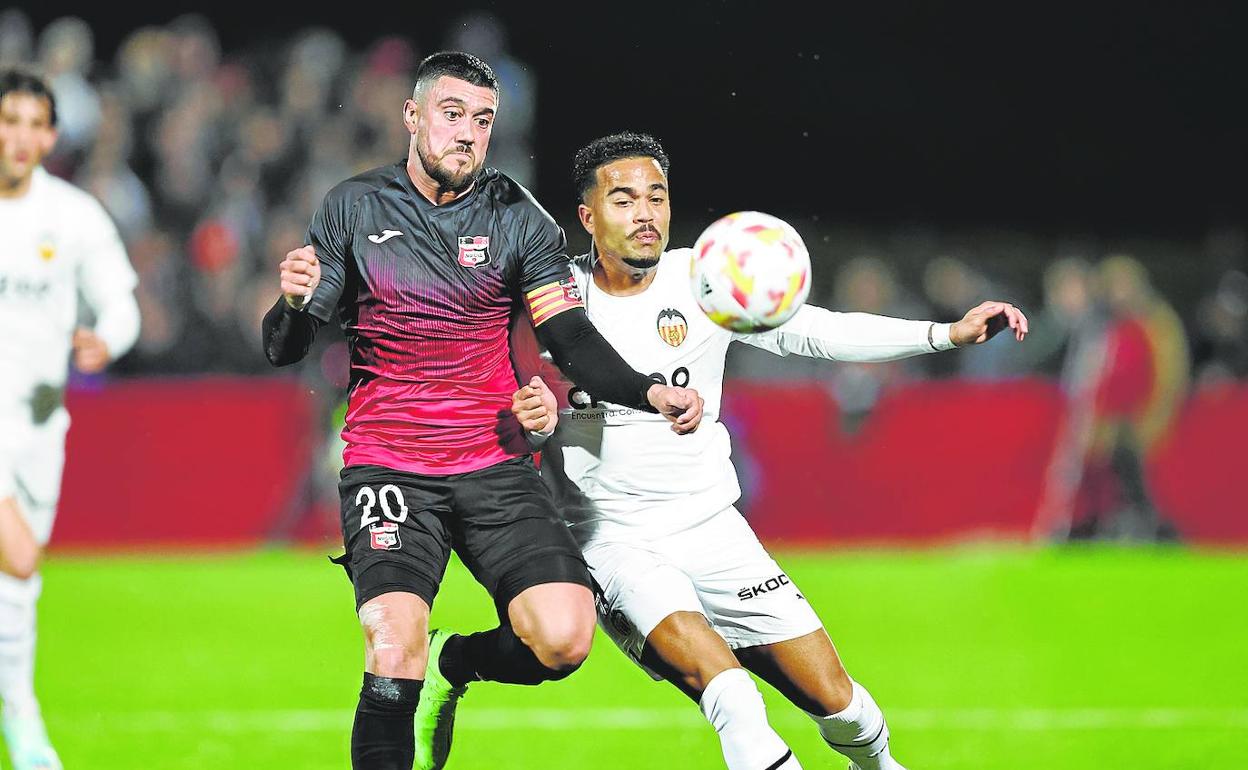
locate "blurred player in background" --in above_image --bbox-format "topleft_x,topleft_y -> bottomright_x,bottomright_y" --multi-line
511,132 -> 1027,770
0,67 -> 140,770
262,54 -> 702,770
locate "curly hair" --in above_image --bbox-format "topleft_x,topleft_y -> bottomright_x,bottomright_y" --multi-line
572,132 -> 670,203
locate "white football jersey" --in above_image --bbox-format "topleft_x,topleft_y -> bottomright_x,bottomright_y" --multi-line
519,247 -> 953,545
0,167 -> 138,410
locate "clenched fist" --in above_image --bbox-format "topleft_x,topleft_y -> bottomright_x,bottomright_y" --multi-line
512,375 -> 559,435
281,245 -> 321,309
647,383 -> 704,434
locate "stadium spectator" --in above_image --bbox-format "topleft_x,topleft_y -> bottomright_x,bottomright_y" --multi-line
445,11 -> 536,190
35,17 -> 98,173
0,11 -> 32,66
1192,270 -> 1248,386
1040,255 -> 1190,541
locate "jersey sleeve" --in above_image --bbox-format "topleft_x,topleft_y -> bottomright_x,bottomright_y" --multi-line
516,204 -> 583,327
736,304 -> 955,361
74,197 -> 140,359
303,183 -> 355,323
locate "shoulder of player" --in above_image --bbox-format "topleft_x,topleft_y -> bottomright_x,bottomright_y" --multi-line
35,167 -> 105,212
322,162 -> 405,209
480,168 -> 557,224
34,168 -> 117,231
659,246 -> 694,276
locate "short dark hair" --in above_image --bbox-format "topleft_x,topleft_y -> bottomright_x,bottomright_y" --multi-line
0,67 -> 57,127
412,51 -> 498,100
573,132 -> 670,203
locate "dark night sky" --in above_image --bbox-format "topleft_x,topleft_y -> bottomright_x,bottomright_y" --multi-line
20,2 -> 1248,243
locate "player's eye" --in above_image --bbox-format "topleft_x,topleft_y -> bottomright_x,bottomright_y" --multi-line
475,117 -> 492,129
612,199 -> 633,208
444,110 -> 461,121
650,196 -> 666,206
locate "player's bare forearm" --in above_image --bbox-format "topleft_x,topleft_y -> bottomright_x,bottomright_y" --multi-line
950,301 -> 1029,346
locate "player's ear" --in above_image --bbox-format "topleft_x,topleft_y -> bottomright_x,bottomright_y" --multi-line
39,127 -> 58,157
402,98 -> 419,134
577,203 -> 594,235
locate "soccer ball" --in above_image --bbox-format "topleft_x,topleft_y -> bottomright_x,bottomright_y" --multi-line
689,211 -> 811,333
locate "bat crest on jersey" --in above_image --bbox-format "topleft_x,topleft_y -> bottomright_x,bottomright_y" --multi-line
457,235 -> 491,268
560,276 -> 581,303
656,308 -> 688,347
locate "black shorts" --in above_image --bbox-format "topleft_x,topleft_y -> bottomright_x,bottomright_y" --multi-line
332,457 -> 590,618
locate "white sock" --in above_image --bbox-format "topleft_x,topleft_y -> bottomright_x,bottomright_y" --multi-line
806,680 -> 905,770
699,667 -> 801,770
0,572 -> 42,720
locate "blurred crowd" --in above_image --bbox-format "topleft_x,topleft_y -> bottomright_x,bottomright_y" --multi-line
0,9 -> 536,379
4,11 -> 1246,542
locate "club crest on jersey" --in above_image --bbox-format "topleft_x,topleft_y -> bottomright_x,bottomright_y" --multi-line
369,521 -> 401,550
457,235 -> 491,268
560,276 -> 581,303
38,240 -> 55,261
656,308 -> 688,347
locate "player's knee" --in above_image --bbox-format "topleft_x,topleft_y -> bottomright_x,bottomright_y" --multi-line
810,667 -> 854,716
359,601 -> 429,678
528,622 -> 593,673
366,637 -> 429,678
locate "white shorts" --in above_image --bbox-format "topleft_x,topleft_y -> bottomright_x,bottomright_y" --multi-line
584,506 -> 822,679
0,408 -> 69,546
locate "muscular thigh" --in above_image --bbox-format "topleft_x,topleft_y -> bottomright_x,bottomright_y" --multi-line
450,456 -> 591,619
662,507 -> 822,650
336,465 -> 455,612
584,539 -> 706,678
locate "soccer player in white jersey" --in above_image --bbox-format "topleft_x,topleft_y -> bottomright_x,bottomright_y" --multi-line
0,68 -> 140,770
510,132 -> 1027,770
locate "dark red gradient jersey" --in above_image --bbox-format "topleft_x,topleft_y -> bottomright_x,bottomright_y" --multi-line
305,163 -> 582,475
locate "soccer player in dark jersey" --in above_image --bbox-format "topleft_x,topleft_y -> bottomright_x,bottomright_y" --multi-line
261,53 -> 703,770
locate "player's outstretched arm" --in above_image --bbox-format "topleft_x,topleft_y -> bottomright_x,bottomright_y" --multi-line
737,300 -> 1028,363
262,245 -> 326,366
534,308 -> 703,434
950,301 -> 1029,345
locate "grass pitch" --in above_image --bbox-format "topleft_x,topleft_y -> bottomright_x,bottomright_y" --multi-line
11,544 -> 1247,769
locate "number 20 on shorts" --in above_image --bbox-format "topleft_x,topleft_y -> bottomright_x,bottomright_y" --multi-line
356,484 -> 409,530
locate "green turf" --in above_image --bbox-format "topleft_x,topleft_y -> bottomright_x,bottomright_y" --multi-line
8,544 -> 1247,769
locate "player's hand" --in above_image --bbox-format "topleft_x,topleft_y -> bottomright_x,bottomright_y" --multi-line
281,245 -> 320,308
71,328 -> 111,373
512,375 -> 559,435
950,301 -> 1029,345
647,384 -> 704,434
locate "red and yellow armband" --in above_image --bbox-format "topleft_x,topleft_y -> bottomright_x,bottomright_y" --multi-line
526,276 -> 584,327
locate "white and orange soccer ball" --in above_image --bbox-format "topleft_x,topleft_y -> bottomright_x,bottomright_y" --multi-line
689,211 -> 811,333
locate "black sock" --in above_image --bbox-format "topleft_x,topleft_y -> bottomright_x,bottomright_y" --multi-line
351,673 -> 422,770
441,626 -> 576,686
